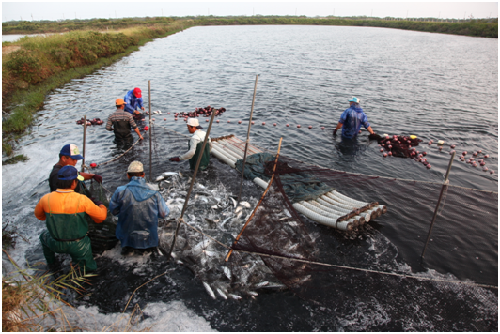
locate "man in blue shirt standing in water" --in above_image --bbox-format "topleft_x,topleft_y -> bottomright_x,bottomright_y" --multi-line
333,97 -> 375,138
124,87 -> 145,115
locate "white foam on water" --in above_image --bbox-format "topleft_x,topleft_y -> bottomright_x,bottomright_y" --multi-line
36,300 -> 215,332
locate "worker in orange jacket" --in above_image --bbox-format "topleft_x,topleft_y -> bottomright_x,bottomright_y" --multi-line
35,165 -> 107,271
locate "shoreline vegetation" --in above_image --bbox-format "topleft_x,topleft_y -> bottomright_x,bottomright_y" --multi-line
2,16 -> 498,161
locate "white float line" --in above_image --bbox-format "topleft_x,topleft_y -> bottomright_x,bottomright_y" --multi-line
299,201 -> 360,227
325,191 -> 364,210
217,140 -> 245,159
318,195 -> 357,213
307,201 -> 366,225
225,136 -> 263,155
212,142 -> 242,161
292,202 -> 353,231
211,145 -> 236,168
211,143 -> 238,162
331,190 -> 371,208
219,138 -> 261,158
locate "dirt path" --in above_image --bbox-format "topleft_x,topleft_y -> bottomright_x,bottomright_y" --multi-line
3,45 -> 21,55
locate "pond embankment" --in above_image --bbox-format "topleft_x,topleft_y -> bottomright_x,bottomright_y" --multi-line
2,21 -> 191,160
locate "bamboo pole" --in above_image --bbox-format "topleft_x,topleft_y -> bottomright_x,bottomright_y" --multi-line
82,114 -> 87,173
226,137 -> 283,262
167,111 -> 217,261
237,74 -> 259,203
421,151 -> 455,259
148,80 -> 152,181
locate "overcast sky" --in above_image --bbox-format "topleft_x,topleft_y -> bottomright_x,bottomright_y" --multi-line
2,1 -> 498,22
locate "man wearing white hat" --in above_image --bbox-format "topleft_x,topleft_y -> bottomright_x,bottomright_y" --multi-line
169,117 -> 212,171
333,97 -> 375,139
108,160 -> 169,256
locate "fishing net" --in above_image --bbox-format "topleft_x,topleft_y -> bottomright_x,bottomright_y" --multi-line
84,127 -> 497,330
226,152 -> 497,331
84,181 -> 118,254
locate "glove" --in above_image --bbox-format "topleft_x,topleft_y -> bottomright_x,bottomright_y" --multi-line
93,175 -> 103,184
333,129 -> 337,136
169,157 -> 180,162
90,197 -> 103,206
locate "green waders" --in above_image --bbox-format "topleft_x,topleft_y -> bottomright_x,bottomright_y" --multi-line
39,195 -> 97,271
189,141 -> 211,171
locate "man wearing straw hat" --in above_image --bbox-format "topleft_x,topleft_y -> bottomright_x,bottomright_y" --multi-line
106,98 -> 144,149
109,161 -> 169,256
169,117 -> 212,171
333,97 -> 375,139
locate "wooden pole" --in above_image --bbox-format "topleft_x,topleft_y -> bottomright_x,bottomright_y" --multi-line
148,80 -> 152,181
237,74 -> 259,202
82,114 -> 87,173
421,151 -> 455,259
226,137 -> 283,262
167,111 -> 217,261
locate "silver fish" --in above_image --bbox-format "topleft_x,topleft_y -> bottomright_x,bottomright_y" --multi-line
202,281 -> 216,299
239,201 -> 251,208
223,266 -> 232,280
255,281 -> 269,288
235,205 -> 243,214
155,175 -> 164,182
246,291 -> 258,297
163,172 -> 178,177
228,293 -> 242,300
216,288 -> 228,299
230,197 -> 237,208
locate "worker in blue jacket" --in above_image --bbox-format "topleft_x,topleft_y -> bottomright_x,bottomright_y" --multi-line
109,160 -> 169,256
333,97 -> 375,139
124,87 -> 145,115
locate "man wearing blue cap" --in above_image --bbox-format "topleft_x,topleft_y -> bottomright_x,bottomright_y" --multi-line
35,165 -> 107,272
333,97 -> 375,139
49,144 -> 103,193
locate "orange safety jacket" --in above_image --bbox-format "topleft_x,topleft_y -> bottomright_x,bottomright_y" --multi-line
35,189 -> 107,241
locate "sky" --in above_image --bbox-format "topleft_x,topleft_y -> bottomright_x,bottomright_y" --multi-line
1,1 -> 498,22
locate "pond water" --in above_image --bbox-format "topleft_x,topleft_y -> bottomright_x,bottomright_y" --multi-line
2,25 -> 497,331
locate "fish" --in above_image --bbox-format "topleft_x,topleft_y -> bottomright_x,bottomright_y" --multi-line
155,175 -> 164,182
163,172 -> 178,177
230,197 -> 237,208
216,288 -> 228,299
246,291 -> 258,297
239,201 -> 251,208
202,281 -> 216,299
235,205 -> 243,214
223,266 -> 232,280
228,294 -> 242,300
254,281 -> 269,288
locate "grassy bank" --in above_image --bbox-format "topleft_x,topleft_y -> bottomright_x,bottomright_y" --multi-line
2,21 -> 191,159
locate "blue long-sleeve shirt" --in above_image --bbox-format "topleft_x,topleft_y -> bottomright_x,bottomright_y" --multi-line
338,104 -> 370,139
123,90 -> 144,114
109,177 -> 169,249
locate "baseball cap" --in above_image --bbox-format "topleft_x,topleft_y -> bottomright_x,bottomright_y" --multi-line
187,118 -> 203,129
127,160 -> 144,173
348,96 -> 361,104
60,144 -> 84,160
58,165 -> 85,181
133,87 -> 142,98
116,98 -> 127,106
